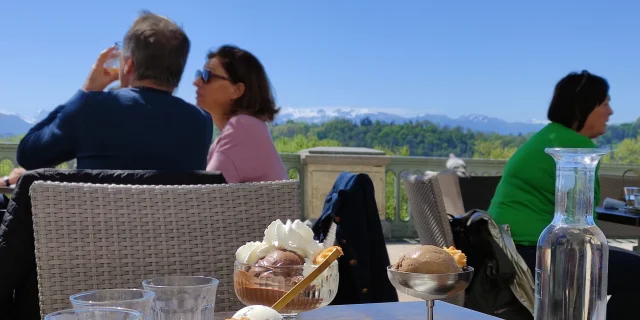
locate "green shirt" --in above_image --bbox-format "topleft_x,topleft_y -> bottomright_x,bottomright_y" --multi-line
488,122 -> 600,246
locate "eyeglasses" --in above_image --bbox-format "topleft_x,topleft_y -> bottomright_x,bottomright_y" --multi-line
195,69 -> 231,84
575,70 -> 590,93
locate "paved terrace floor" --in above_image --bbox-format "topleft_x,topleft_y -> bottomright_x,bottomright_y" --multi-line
386,239 -> 637,302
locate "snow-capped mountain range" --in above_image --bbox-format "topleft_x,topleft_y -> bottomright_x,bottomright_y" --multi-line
0,107 -> 548,137
275,107 -> 547,135
0,112 -> 38,137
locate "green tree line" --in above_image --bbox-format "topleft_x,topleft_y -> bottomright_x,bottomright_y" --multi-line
271,117 -> 640,220
271,117 -> 640,162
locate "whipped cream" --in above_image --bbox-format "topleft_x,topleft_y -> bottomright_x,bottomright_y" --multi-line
235,219 -> 324,264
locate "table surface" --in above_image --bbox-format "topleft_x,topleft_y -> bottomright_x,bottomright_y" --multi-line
596,206 -> 640,226
215,301 -> 499,319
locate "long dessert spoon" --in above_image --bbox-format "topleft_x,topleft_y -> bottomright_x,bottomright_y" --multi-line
271,246 -> 343,312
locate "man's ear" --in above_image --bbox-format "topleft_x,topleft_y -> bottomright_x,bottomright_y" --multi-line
123,58 -> 134,76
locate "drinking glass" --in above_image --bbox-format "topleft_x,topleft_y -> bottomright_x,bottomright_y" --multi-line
142,276 -> 218,320
45,307 -> 141,320
624,187 -> 640,206
70,289 -> 154,320
104,42 -> 122,76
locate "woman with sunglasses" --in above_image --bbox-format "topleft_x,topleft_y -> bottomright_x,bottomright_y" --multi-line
193,45 -> 287,183
489,70 -> 639,319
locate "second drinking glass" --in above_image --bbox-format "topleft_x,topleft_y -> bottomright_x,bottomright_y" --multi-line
142,276 -> 219,320
70,289 -> 154,319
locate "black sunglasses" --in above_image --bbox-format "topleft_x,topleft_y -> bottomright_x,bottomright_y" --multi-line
195,69 -> 231,83
575,70 -> 590,93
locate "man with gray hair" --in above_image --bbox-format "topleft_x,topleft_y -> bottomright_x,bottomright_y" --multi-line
17,11 -> 212,171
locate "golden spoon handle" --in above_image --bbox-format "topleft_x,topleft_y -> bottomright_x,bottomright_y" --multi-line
271,247 -> 342,312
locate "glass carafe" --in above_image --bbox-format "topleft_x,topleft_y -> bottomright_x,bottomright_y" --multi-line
535,148 -> 608,320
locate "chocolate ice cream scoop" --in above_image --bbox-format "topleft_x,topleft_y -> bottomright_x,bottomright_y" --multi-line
252,250 -> 306,279
256,250 -> 305,267
394,245 -> 460,274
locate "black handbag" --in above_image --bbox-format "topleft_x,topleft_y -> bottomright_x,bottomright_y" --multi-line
449,210 -> 533,320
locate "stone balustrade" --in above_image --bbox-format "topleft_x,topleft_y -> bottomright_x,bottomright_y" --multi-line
0,143 -> 637,239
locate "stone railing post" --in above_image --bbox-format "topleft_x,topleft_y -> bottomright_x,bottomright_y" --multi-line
299,147 -> 391,220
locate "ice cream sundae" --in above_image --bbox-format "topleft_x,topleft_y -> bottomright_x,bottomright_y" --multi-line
393,245 -> 467,274
234,219 -> 340,314
387,246 -> 474,319
236,219 -> 324,265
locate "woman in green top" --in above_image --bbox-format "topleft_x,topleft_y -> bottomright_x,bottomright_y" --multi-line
488,70 -> 638,319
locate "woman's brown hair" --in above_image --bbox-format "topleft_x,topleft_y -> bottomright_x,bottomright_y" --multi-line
207,45 -> 279,122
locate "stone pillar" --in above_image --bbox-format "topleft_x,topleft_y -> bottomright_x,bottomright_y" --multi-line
299,147 -> 391,220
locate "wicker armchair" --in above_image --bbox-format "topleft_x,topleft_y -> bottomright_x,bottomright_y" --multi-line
402,171 -> 465,306
29,180 -> 300,316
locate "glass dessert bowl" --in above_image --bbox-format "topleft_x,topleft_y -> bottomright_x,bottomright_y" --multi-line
233,260 -> 339,316
387,265 -> 474,300
387,245 -> 474,320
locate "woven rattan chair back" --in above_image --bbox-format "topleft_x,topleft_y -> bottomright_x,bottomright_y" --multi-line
403,171 -> 465,248
30,180 -> 300,316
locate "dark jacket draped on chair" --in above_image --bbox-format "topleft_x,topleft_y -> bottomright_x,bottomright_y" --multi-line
312,172 -> 398,305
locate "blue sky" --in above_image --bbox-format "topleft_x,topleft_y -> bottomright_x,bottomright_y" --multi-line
1,0 -> 638,123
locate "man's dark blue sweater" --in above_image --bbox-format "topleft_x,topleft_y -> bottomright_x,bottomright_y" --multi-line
17,87 -> 213,171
